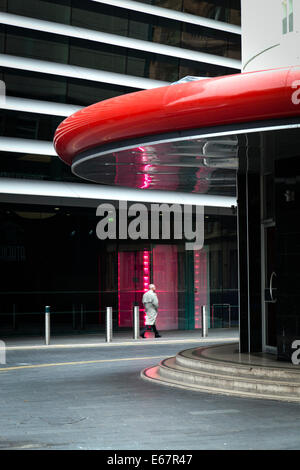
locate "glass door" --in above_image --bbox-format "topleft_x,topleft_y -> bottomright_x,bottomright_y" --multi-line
261,134 -> 277,353
262,223 -> 277,352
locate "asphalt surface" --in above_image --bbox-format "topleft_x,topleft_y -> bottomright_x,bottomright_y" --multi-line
1,340 -> 300,451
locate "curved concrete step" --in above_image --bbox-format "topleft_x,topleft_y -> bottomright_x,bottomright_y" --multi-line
160,357 -> 300,396
141,343 -> 300,402
176,344 -> 300,382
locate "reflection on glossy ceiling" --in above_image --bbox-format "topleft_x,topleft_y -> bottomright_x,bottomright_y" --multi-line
72,135 -> 239,196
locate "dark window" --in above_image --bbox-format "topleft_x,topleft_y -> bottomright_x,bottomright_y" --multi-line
69,37 -> 180,81
183,0 -> 241,26
0,110 -> 63,141
0,68 -> 141,106
181,23 -> 240,60
5,26 -> 69,64
71,1 -> 130,38
2,26 -> 182,81
179,59 -> 238,78
1,68 -> 69,103
65,80 -> 140,107
0,27 -> 236,92
0,1 -> 240,59
133,0 -> 241,26
2,0 -> 72,24
0,149 -> 81,183
132,0 -> 183,11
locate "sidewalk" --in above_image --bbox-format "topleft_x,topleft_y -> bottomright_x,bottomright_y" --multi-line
1,328 -> 239,350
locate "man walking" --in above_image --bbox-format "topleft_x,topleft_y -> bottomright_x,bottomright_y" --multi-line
140,284 -> 161,338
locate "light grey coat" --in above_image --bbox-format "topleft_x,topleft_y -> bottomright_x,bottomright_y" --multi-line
142,289 -> 159,325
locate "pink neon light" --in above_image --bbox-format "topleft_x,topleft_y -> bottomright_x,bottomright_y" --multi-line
142,250 -> 151,326
140,167 -> 152,189
194,250 -> 207,329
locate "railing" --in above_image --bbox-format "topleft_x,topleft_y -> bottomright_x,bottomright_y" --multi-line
0,291 -> 239,336
0,290 -> 107,334
211,303 -> 239,328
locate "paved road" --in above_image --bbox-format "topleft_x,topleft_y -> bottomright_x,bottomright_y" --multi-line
1,341 -> 300,451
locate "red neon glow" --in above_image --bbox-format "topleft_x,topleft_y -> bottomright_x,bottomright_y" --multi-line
140,165 -> 152,189
143,250 -> 151,324
140,180 -> 150,189
194,249 -> 207,329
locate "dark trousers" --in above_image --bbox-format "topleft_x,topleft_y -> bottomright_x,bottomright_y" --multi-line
140,324 -> 161,337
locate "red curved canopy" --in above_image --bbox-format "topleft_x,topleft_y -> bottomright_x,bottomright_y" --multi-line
54,66 -> 300,166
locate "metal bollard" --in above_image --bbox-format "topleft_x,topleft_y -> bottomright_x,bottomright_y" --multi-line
201,305 -> 208,338
45,305 -> 50,345
106,307 -> 113,343
133,305 -> 140,340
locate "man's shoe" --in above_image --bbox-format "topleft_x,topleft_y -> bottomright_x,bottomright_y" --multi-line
155,334 -> 161,338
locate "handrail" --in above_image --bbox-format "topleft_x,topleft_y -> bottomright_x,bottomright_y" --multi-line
269,271 -> 277,303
